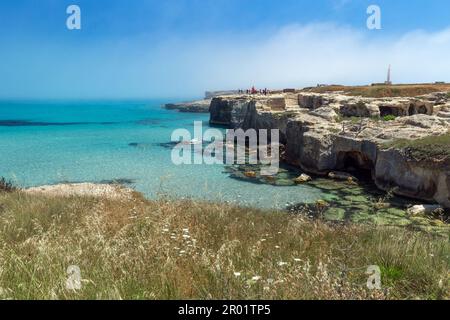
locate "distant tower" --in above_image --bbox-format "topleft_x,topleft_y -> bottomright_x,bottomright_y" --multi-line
385,65 -> 392,85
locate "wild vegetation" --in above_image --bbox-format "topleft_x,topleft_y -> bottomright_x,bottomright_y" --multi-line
0,177 -> 17,193
0,190 -> 447,300
384,132 -> 450,165
382,115 -> 397,121
306,84 -> 450,98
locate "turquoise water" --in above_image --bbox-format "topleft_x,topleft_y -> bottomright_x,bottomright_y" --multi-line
0,100 -> 325,209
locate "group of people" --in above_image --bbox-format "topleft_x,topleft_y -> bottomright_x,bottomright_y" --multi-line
238,87 -> 270,95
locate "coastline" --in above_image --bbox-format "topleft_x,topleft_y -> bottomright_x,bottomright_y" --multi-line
201,86 -> 450,209
163,99 -> 211,113
25,183 -> 135,200
4,85 -> 449,232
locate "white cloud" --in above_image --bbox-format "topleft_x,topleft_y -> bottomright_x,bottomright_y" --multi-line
2,23 -> 450,98
142,23 -> 450,96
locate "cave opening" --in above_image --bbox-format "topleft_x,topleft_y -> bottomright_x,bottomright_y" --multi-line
336,151 -> 374,179
407,104 -> 429,116
379,106 -> 403,117
417,105 -> 428,114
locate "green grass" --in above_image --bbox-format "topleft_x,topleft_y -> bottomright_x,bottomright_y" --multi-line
382,115 -> 396,122
0,191 -> 448,300
383,132 -> 450,164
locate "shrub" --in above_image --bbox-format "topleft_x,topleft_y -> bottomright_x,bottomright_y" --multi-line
0,177 -> 17,193
382,115 -> 396,121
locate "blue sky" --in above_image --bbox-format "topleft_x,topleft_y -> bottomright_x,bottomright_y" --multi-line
1,0 -> 450,99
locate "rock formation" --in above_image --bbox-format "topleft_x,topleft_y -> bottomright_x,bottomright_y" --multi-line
164,99 -> 211,113
209,91 -> 450,208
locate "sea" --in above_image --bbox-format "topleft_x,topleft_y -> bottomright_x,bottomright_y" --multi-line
0,99 -> 326,209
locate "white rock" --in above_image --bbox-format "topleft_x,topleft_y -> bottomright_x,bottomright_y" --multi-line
407,205 -> 443,216
294,174 -> 312,184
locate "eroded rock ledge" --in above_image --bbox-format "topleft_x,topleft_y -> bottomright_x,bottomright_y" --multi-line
209,91 -> 450,208
164,99 -> 211,113
25,183 -> 134,200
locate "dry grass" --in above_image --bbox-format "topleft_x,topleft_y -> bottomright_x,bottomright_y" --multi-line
0,191 -> 448,300
305,84 -> 450,98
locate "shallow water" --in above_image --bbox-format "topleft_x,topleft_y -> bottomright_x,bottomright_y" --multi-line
0,100 -> 326,209
0,100 -> 447,234
226,163 -> 449,235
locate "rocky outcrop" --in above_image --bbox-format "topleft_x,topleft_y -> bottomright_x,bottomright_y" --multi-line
374,148 -> 450,207
209,95 -> 296,142
25,183 -> 134,200
286,114 -> 450,207
164,99 -> 211,113
297,92 -> 442,118
209,97 -> 256,127
208,91 -> 450,208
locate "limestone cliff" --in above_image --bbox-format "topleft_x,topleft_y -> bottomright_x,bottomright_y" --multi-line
164,99 -> 211,113
209,91 -> 450,208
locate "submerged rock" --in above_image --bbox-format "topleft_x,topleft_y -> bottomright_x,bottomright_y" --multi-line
328,171 -> 358,182
129,142 -> 153,148
244,171 -> 257,178
324,208 -> 346,221
344,195 -> 368,203
275,179 -> 296,187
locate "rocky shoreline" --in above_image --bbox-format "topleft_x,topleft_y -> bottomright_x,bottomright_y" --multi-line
25,183 -> 134,200
206,89 -> 450,209
164,99 -> 211,113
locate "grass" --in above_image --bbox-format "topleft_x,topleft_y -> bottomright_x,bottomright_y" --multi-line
305,84 -> 450,98
384,132 -> 450,164
0,190 -> 448,300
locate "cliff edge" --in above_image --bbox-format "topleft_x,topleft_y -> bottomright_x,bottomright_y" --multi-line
209,89 -> 450,208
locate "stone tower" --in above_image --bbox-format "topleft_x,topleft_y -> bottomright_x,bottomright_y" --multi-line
385,65 -> 392,85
